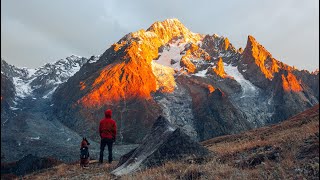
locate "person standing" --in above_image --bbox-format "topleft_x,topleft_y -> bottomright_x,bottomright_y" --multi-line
99,109 -> 117,164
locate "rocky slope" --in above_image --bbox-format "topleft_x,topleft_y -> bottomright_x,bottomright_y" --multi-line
1,73 -> 15,106
1,18 -> 318,164
112,115 -> 210,176
52,19 -> 319,144
18,104 -> 319,180
1,55 -> 90,99
0,55 -> 105,163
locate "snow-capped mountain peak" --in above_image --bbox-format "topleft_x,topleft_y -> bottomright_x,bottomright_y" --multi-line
1,55 -> 97,99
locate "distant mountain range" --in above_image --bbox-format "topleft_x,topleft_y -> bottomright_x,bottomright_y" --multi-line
1,19 -> 319,162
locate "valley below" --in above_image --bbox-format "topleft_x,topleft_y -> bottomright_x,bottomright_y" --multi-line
1,94 -> 138,163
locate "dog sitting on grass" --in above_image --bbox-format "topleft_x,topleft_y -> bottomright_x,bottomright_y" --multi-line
80,137 -> 90,168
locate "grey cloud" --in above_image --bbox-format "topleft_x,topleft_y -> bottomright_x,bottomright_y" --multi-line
1,0 -> 128,68
1,0 -> 318,71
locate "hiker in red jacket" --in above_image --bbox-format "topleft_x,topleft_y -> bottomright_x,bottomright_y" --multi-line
99,109 -> 117,164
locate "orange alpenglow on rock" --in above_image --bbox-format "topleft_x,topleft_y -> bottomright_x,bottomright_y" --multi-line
237,48 -> 244,54
270,59 -> 280,74
212,58 -> 227,78
113,40 -> 127,52
78,19 -> 204,107
79,81 -> 86,90
79,60 -> 157,108
147,18 -> 203,44
179,43 -> 211,74
247,35 -> 273,79
189,78 -> 216,94
151,61 -> 176,93
111,18 -> 203,65
281,72 -> 303,92
245,35 -> 294,80
182,43 -> 211,61
180,57 -> 197,73
222,38 -> 230,50
207,85 -> 215,93
186,43 -> 200,53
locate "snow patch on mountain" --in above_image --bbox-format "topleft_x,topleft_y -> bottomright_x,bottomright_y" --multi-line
12,76 -> 35,98
224,63 -> 258,98
223,63 -> 274,126
9,107 -> 20,110
151,61 -> 176,92
30,136 -> 41,140
88,55 -> 101,63
3,55 -> 88,99
42,87 -> 58,99
27,68 -> 37,78
33,55 -> 86,80
154,39 -> 185,70
193,68 -> 208,77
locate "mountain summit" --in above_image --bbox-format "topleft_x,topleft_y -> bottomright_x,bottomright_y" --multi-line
147,18 -> 202,44
1,19 -> 318,162
51,18 -> 319,143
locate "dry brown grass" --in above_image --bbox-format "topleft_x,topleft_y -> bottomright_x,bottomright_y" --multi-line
124,157 -> 300,180
125,105 -> 319,180
21,105 -> 319,179
206,118 -> 318,156
22,160 -> 116,180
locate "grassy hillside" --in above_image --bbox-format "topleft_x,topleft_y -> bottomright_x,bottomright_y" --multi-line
18,104 -> 319,180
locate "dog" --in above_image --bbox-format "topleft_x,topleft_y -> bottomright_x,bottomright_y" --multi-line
80,137 -> 90,168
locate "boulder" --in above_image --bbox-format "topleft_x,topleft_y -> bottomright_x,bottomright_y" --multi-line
111,115 -> 210,176
1,154 -> 61,176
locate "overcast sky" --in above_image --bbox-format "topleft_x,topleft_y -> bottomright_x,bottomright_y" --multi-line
1,0 -> 319,71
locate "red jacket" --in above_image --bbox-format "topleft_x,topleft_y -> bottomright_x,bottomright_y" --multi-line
99,109 -> 117,139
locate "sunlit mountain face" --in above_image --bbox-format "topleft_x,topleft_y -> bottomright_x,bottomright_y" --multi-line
51,18 -> 318,143
1,19 -> 318,163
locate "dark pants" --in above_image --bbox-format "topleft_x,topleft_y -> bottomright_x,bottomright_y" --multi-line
99,138 -> 113,163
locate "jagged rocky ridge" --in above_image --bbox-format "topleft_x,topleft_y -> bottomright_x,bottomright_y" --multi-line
1,55 -> 102,163
52,18 -> 319,143
1,55 -> 92,100
1,19 -> 319,164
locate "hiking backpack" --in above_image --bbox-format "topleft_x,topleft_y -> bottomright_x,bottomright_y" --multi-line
80,147 -> 89,159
